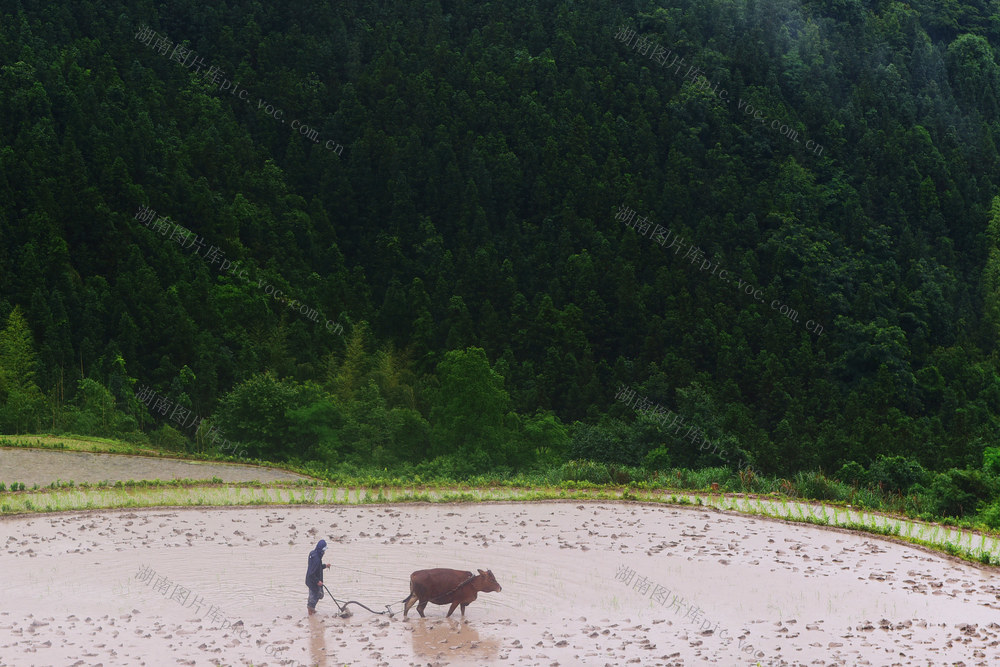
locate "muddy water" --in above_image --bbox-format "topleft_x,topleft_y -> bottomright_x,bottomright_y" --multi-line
0,448 -> 309,485
3,502 -> 1000,666
691,491 -> 1000,560
5,476 -> 999,564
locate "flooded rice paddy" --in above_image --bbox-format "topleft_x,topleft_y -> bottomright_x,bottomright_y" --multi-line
3,501 -> 1000,665
3,449 -> 1000,665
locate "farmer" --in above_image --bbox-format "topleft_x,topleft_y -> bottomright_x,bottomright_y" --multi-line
305,539 -> 331,614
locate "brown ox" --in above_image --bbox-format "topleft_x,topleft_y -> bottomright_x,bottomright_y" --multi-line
402,568 -> 501,617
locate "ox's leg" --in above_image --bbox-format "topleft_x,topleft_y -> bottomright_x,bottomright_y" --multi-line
460,603 -> 468,616
446,602 -> 460,617
416,600 -> 428,617
403,593 -> 416,617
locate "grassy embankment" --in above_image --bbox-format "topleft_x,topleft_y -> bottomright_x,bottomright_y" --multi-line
2,434 -> 1000,567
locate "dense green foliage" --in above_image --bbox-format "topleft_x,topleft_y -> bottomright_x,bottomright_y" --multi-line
5,0 -> 1000,500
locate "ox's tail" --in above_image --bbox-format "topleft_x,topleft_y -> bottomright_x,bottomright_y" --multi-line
402,579 -> 417,616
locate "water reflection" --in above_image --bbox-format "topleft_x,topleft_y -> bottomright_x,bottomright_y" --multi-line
308,612 -> 329,666
410,617 -> 500,664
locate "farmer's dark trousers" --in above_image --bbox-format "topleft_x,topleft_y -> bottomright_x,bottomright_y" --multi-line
307,584 -> 323,609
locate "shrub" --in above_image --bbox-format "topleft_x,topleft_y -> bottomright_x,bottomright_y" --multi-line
643,447 -> 672,471
150,424 -> 188,451
568,420 -> 643,466
834,461 -> 867,486
901,488 -> 929,515
925,469 -> 997,518
867,455 -> 928,494
672,466 -> 732,490
559,460 -> 612,485
977,499 -> 1000,530
119,430 -> 151,445
984,447 -> 1000,477
112,413 -> 141,437
606,464 -> 642,485
794,471 -> 847,501
56,408 -> 101,438
845,485 -> 883,510
413,455 -> 476,481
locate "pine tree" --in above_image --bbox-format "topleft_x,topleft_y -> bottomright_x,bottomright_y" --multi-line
0,305 -> 46,433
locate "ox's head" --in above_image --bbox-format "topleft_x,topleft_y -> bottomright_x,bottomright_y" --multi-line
477,569 -> 502,593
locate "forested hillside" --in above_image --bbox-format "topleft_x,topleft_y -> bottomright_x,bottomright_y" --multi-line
4,0 -> 1000,484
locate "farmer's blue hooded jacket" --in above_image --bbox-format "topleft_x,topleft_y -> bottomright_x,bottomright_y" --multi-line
305,539 -> 327,588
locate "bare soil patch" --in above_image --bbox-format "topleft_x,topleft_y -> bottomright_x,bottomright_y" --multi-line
0,448 -> 309,486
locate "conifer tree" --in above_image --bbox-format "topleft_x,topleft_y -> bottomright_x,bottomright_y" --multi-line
0,305 -> 45,433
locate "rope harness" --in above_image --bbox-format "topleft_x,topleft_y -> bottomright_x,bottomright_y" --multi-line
428,573 -> 478,603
